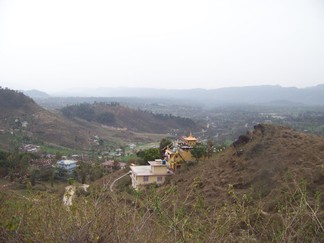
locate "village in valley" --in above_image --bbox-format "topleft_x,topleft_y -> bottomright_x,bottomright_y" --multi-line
1,93 -> 323,242
49,132 -> 213,192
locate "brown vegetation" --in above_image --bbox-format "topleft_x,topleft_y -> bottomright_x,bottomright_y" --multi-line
0,89 -> 192,150
0,124 -> 323,242
61,102 -> 198,134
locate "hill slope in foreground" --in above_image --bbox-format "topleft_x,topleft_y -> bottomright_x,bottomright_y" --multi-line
153,124 -> 323,241
0,124 -> 323,242
173,124 -> 324,209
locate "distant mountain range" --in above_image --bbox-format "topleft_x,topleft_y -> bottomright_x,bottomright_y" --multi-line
24,84 -> 324,106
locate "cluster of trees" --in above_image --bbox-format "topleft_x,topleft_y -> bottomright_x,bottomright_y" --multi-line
136,148 -> 160,165
60,102 -> 199,134
61,103 -> 116,125
0,151 -> 36,182
72,161 -> 104,184
0,151 -> 61,187
152,112 -> 196,127
0,87 -> 35,111
0,150 -> 106,187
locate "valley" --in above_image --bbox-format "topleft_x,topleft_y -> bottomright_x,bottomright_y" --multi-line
0,87 -> 323,242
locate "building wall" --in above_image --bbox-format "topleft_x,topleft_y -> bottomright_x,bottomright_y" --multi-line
187,141 -> 196,146
179,150 -> 193,161
131,174 -> 166,190
151,166 -> 167,174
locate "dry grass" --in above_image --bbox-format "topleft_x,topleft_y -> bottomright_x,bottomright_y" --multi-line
0,124 -> 323,242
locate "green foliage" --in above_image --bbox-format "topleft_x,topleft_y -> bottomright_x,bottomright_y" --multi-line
96,112 -> 116,125
152,112 -> 196,127
223,139 -> 233,147
61,103 -> 95,121
159,138 -> 172,151
191,143 -> 206,162
74,161 -> 90,184
55,166 -> 68,179
68,178 -> 75,185
159,138 -> 172,157
136,148 -> 160,165
28,166 -> 40,186
0,152 -> 38,180
74,161 -> 103,184
61,104 -> 117,125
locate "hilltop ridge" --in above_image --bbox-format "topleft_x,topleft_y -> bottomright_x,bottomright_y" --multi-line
46,84 -> 324,106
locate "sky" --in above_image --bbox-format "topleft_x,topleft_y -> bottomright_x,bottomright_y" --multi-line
0,0 -> 324,93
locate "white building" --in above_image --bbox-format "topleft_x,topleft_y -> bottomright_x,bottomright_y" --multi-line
57,160 -> 77,171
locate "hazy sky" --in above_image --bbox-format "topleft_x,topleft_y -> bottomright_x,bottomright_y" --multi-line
0,0 -> 324,92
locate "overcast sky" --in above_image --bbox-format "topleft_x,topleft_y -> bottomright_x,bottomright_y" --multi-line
0,0 -> 324,92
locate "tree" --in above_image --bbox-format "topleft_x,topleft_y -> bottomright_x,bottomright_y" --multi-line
206,139 -> 214,158
137,148 -> 160,165
56,166 -> 68,179
96,112 -> 115,125
7,153 -> 31,182
159,138 -> 172,157
159,138 -> 172,151
191,144 -> 206,162
75,161 -> 90,184
29,166 -> 40,186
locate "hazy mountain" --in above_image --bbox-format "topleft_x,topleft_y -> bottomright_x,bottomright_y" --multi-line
23,89 -> 51,99
50,85 -> 324,106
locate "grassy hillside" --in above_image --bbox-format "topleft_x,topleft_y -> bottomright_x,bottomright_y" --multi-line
171,123 -> 324,203
164,124 -> 324,240
0,124 -> 323,242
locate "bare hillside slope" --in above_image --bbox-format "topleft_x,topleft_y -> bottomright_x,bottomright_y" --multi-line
172,124 -> 324,212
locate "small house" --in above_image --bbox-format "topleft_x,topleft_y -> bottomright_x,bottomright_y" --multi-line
57,160 -> 77,171
130,159 -> 172,190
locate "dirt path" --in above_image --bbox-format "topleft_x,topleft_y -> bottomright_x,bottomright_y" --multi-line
110,171 -> 131,192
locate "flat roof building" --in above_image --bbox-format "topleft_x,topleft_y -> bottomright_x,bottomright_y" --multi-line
57,160 -> 77,171
130,159 -> 172,190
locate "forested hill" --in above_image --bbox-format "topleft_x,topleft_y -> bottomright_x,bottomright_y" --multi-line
61,102 -> 198,133
0,87 -> 42,118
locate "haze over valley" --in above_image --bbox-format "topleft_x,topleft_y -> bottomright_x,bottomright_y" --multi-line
1,0 -> 324,241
